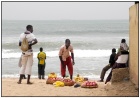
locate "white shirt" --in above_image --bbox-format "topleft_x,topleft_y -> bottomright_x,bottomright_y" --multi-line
19,32 -> 36,42
116,54 -> 128,63
120,43 -> 129,51
19,31 -> 36,52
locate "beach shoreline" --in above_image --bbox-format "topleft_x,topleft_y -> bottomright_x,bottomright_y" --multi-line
2,78 -> 138,97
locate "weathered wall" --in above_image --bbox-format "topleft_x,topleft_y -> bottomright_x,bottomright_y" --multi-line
129,4 -> 138,87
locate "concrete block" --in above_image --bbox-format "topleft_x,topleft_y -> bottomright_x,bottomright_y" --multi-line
111,68 -> 129,83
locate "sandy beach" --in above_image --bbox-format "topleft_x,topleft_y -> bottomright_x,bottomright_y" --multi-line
2,78 -> 138,97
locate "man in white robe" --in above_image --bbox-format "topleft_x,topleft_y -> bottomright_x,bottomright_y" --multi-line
17,25 -> 38,84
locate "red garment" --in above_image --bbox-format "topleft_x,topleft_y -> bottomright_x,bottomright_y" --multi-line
60,56 -> 73,77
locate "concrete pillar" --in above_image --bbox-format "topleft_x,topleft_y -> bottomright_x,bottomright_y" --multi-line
129,4 -> 138,87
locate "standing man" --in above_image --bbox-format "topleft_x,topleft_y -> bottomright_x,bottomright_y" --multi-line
98,48 -> 116,82
18,25 -> 38,84
59,39 -> 75,80
37,47 -> 46,79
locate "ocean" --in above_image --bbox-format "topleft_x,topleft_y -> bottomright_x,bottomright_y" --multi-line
2,20 -> 129,80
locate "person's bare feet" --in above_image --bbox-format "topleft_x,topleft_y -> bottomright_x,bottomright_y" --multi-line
97,80 -> 104,82
17,81 -> 21,84
27,82 -> 33,84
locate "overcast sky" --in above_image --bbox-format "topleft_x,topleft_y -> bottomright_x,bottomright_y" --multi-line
2,1 -> 134,20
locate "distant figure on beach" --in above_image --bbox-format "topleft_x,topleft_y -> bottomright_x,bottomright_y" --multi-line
17,25 -> 38,84
120,39 -> 129,51
37,47 -> 46,79
59,39 -> 75,80
98,48 -> 116,82
105,51 -> 129,84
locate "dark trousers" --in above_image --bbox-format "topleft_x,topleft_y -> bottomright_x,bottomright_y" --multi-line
105,63 -> 126,84
38,64 -> 45,75
100,64 -> 112,80
60,56 -> 73,77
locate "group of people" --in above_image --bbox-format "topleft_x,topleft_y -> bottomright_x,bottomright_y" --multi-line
17,25 -> 75,84
17,24 -> 129,85
98,39 -> 129,84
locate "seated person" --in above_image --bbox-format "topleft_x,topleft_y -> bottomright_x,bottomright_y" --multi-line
105,51 -> 129,84
98,48 -> 116,82
120,39 -> 129,51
